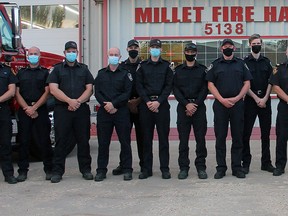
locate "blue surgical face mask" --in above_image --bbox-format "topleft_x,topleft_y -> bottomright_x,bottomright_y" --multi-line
65,52 -> 77,62
108,56 -> 119,65
150,48 -> 161,57
28,55 -> 39,65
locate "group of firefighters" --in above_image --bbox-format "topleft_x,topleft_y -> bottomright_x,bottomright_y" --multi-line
0,33 -> 288,184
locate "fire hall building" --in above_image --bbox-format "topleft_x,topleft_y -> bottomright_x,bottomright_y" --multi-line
13,0 -> 288,130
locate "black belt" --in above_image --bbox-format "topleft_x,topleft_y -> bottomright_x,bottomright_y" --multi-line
254,90 -> 264,96
0,101 -> 8,105
26,101 -> 36,106
187,98 -> 196,103
149,95 -> 159,101
0,101 -> 8,109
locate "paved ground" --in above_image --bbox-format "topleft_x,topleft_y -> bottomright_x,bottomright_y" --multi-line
1,138 -> 288,216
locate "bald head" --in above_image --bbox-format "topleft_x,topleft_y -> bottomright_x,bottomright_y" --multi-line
108,47 -> 121,56
28,46 -> 40,56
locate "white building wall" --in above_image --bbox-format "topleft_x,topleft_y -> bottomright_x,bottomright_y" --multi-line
105,0 -> 288,61
82,0 -> 103,75
21,28 -> 78,56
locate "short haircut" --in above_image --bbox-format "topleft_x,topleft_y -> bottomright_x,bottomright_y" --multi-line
249,34 -> 262,44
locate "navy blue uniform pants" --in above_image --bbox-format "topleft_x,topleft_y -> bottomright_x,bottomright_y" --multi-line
118,111 -> 144,169
53,104 -> 91,176
213,100 -> 244,172
177,104 -> 207,171
275,101 -> 288,170
17,106 -> 53,174
139,101 -> 170,174
0,104 -> 14,177
242,97 -> 272,168
96,106 -> 132,174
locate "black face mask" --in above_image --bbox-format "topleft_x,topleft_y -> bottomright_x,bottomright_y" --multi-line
128,50 -> 138,59
185,54 -> 196,62
252,45 -> 261,54
223,48 -> 234,57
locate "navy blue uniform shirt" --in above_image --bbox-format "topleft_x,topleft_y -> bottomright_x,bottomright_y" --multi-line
270,61 -> 288,95
16,66 -> 49,102
47,61 -> 94,105
243,54 -> 272,96
120,58 -> 141,99
136,57 -> 173,103
206,56 -> 252,98
0,63 -> 17,97
94,65 -> 132,109
173,61 -> 208,106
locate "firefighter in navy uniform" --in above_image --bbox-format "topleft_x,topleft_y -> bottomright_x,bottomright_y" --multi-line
136,39 -> 174,179
0,54 -> 18,184
47,41 -> 94,183
15,46 -> 53,182
270,48 -> 288,176
173,43 -> 208,180
206,39 -> 252,179
112,39 -> 144,175
94,47 -> 133,181
242,34 -> 274,174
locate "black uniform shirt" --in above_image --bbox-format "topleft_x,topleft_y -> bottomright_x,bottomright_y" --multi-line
120,58 -> 141,99
0,63 -> 17,97
244,54 -> 272,96
173,61 -> 208,106
94,65 -> 132,109
136,57 -> 174,103
16,66 -> 48,102
270,61 -> 288,95
206,56 -> 252,98
47,61 -> 94,105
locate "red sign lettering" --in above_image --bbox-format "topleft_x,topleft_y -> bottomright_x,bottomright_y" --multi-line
135,8 -> 152,23
134,6 -> 288,23
264,7 -> 277,21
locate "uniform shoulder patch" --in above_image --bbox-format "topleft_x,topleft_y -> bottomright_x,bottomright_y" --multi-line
206,64 -> 213,72
136,64 -> 141,71
49,67 -> 54,74
244,63 -> 249,70
127,73 -> 133,81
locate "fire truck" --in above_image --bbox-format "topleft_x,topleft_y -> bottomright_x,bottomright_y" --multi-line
0,3 -> 75,159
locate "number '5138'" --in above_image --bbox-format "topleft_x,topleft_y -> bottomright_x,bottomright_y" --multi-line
204,23 -> 244,35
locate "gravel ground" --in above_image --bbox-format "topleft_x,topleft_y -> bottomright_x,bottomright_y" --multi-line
1,138 -> 287,216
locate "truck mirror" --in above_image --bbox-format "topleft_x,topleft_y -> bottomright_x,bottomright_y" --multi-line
11,6 -> 21,49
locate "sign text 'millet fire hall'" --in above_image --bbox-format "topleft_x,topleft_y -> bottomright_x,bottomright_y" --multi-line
135,6 -> 288,36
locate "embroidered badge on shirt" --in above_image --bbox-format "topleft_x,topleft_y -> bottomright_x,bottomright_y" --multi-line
127,73 -> 133,81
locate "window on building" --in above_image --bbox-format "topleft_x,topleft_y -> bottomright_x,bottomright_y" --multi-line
20,4 -> 78,29
139,39 -> 288,67
19,6 -> 31,29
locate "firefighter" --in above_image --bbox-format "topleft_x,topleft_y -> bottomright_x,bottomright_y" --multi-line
94,47 -> 133,181
269,46 -> 288,176
206,39 -> 252,179
136,39 -> 174,179
112,39 -> 144,175
0,51 -> 18,184
242,34 -> 274,174
173,43 -> 208,179
15,46 -> 53,182
47,41 -> 94,183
